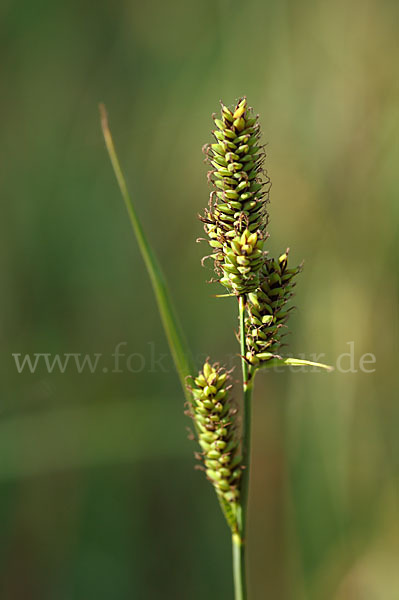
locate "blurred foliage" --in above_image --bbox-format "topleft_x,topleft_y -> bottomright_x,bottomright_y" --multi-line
1,0 -> 398,598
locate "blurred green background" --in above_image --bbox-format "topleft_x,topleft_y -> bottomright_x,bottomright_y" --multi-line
1,0 -> 398,598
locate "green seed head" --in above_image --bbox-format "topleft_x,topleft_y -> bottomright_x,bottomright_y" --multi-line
201,98 -> 269,295
245,250 -> 302,366
188,361 -> 242,525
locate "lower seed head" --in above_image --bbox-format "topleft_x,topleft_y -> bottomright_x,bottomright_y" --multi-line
187,361 -> 243,513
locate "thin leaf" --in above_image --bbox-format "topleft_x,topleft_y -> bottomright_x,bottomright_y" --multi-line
100,104 -> 195,403
258,357 -> 334,371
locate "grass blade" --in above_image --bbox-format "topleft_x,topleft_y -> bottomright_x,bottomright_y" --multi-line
100,104 -> 195,402
258,357 -> 333,371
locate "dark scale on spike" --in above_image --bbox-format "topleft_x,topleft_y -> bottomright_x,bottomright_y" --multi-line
201,98 -> 270,295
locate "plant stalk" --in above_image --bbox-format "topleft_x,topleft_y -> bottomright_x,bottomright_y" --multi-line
232,533 -> 246,600
232,295 -> 254,600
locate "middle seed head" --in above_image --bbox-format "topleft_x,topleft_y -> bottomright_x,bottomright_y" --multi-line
245,250 -> 302,367
201,98 -> 270,295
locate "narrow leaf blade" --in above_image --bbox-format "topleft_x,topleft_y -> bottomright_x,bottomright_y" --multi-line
258,357 -> 334,371
100,104 -> 195,402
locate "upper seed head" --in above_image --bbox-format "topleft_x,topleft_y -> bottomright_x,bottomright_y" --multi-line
201,98 -> 270,295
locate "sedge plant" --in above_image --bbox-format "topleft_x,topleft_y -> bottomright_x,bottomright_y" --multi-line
100,98 -> 331,600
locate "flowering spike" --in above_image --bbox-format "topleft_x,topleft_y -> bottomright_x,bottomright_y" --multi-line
244,250 -> 303,368
188,361 -> 242,531
201,98 -> 270,295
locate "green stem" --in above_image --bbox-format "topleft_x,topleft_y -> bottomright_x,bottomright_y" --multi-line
233,295 -> 254,600
232,533 -> 246,600
100,104 -> 195,404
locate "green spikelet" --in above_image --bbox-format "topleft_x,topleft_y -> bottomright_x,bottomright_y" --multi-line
188,361 -> 242,531
245,250 -> 302,368
201,98 -> 269,295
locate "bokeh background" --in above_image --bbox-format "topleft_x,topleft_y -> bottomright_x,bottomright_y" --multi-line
1,0 -> 398,598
